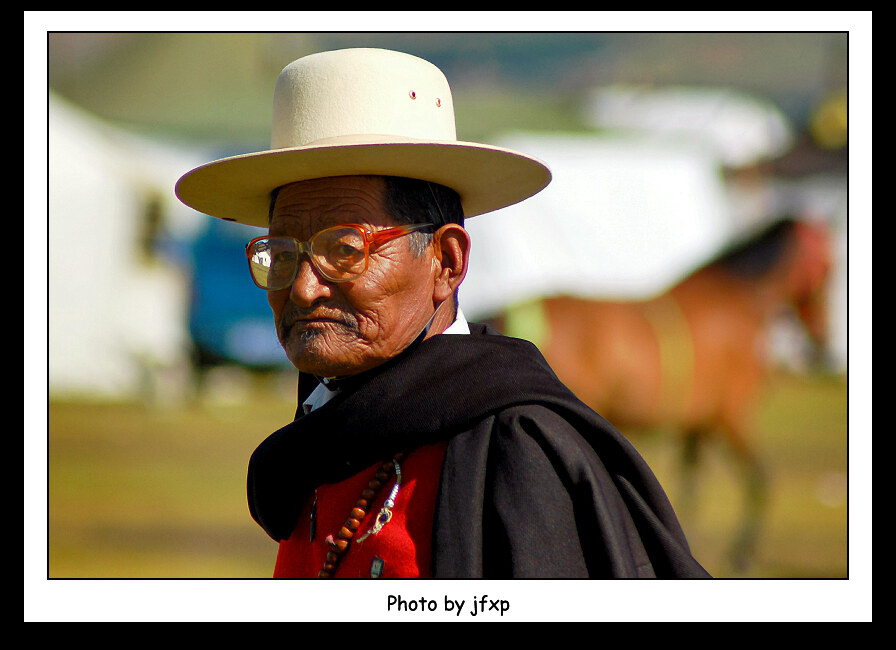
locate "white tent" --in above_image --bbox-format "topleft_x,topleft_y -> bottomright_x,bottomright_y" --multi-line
583,85 -> 794,168
47,92 -> 207,400
461,132 -> 736,319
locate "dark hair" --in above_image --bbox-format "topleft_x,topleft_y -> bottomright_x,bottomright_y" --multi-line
382,177 -> 465,313
381,176 -> 464,256
268,185 -> 281,223
268,176 -> 465,256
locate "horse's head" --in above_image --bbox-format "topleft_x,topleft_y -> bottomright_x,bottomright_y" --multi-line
785,218 -> 834,363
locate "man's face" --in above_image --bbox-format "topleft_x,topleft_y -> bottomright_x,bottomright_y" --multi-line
267,176 -> 437,377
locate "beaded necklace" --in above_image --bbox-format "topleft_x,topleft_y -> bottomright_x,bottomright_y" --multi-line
318,452 -> 406,578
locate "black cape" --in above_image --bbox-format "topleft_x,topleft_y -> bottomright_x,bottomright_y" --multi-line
247,323 -> 710,578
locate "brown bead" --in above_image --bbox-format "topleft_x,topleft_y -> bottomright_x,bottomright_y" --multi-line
316,452 -> 406,578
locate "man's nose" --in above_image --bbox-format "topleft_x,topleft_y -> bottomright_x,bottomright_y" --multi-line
289,257 -> 331,306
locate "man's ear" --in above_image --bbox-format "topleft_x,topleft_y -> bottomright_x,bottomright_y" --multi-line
431,224 -> 470,304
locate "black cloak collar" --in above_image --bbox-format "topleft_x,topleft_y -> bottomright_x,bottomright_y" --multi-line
247,323 -> 679,545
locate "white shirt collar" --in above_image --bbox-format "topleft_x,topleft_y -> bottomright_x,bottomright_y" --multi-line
439,305 -> 471,336
302,307 -> 469,414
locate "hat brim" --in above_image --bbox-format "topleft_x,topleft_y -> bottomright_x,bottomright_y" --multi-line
175,137 -> 552,227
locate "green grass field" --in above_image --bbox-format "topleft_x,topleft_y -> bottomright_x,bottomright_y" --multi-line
45,370 -> 849,580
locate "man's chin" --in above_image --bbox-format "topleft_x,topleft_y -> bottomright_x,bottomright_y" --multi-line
289,346 -> 392,380
280,321 -> 418,378
284,336 -> 365,378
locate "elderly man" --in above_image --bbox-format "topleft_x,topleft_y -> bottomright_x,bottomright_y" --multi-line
177,48 -> 709,578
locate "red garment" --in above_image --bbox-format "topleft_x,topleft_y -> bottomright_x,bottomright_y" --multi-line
273,441 -> 447,578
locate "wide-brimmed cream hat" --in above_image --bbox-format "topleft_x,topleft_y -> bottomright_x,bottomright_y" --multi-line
175,48 -> 552,227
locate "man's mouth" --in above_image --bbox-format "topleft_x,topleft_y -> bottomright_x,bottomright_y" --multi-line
283,311 -> 359,337
295,315 -> 348,327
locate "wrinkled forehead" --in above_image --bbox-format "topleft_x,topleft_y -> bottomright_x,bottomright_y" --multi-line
269,176 -> 396,237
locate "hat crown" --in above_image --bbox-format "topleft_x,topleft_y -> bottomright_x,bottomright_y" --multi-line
271,48 -> 457,149
176,47 -> 551,226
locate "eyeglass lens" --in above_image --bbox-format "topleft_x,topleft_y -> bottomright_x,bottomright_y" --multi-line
248,226 -> 368,289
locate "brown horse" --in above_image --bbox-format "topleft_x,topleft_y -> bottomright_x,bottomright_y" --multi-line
491,217 -> 834,571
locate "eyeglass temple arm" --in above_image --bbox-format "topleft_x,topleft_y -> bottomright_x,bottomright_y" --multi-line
367,223 -> 434,246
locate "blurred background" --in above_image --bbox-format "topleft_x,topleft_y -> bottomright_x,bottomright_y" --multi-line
37,24 -> 864,603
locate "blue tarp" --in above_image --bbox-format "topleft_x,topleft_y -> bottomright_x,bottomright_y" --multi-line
187,217 -> 290,369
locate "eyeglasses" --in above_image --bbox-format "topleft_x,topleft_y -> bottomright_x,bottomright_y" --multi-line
245,223 -> 434,290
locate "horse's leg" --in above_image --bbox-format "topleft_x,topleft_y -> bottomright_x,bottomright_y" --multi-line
677,428 -> 704,530
725,430 -> 769,573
